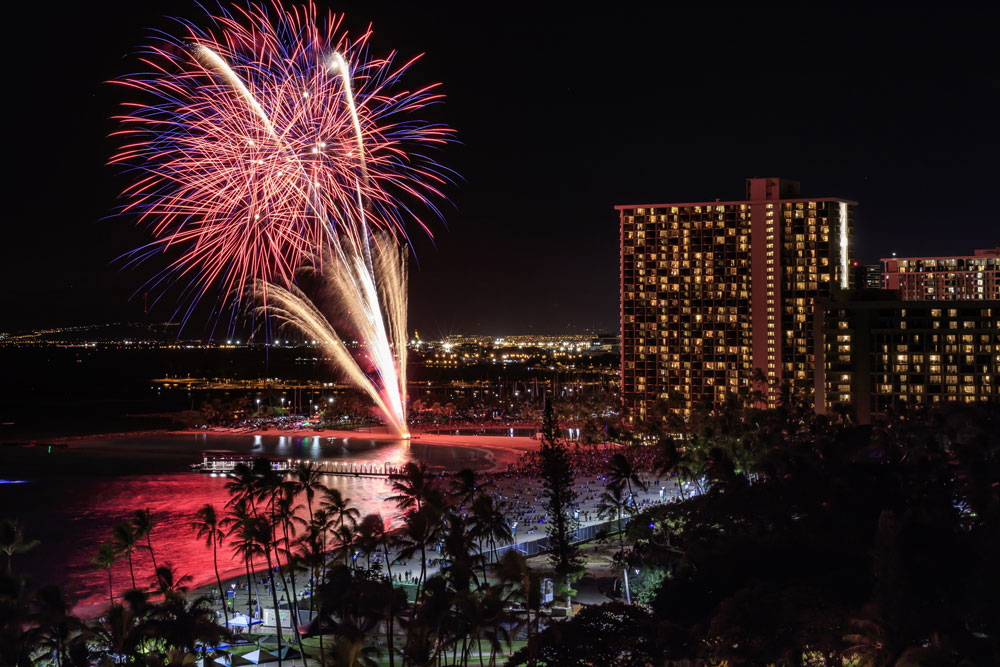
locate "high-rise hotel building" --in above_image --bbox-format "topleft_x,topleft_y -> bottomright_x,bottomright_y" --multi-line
617,177 -> 855,421
815,291 -> 998,424
882,247 -> 999,301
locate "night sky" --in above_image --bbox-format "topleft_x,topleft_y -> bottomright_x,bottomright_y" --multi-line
5,2 -> 998,337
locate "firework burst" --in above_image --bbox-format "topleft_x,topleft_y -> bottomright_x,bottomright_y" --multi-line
112,1 -> 452,319
113,1 -> 454,436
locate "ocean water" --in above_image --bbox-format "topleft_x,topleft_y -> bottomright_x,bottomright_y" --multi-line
0,432 -> 491,616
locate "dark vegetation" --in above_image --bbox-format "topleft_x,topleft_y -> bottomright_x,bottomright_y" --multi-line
3,397 -> 998,666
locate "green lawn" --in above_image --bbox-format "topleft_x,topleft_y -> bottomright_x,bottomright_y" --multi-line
237,634 -> 528,665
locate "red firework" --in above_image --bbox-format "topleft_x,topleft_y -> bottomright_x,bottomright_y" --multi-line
111,1 -> 452,319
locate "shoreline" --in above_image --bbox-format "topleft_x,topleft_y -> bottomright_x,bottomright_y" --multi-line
26,425 -> 546,474
85,467 -> 676,624
7,423 -> 652,620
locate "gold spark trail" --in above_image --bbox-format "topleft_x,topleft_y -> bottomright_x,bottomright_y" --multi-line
198,43 -> 409,437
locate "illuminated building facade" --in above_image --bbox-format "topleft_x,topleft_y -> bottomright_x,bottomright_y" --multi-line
882,247 -> 999,301
618,177 -> 855,421
852,262 -> 884,290
815,290 -> 999,423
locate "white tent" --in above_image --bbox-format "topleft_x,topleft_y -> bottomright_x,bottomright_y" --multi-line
225,614 -> 263,628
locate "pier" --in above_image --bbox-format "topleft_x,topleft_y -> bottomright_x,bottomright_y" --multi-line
191,450 -> 433,477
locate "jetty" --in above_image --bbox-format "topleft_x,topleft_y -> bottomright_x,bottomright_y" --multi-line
191,450 -> 436,477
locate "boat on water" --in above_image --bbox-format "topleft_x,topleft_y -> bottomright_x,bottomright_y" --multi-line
190,450 -> 291,474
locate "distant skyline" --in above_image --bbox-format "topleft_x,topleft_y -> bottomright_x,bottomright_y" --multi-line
4,2 -> 997,336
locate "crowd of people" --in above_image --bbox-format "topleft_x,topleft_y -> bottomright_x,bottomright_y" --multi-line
477,442 -> 676,539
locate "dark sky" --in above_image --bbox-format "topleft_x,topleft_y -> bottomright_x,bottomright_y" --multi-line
4,2 -> 998,337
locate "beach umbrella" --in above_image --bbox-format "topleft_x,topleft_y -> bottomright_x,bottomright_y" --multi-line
196,655 -> 233,667
233,648 -> 278,665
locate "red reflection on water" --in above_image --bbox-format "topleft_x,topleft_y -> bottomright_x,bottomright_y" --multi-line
3,433 -> 505,617
64,473 -> 397,617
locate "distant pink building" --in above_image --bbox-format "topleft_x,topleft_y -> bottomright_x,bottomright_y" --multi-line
882,247 -> 999,301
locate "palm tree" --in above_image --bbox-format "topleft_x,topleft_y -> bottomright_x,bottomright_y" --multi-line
495,551 -> 540,666
597,483 -> 632,604
354,513 -> 385,571
290,461 -> 325,526
395,504 -> 442,603
88,589 -> 151,666
192,503 -> 229,629
607,453 -> 647,507
470,494 -> 513,574
270,488 -> 312,667
703,446 -> 738,488
402,576 -> 454,666
305,508 -> 335,579
321,487 -> 361,534
333,523 -> 357,568
273,489 -> 304,588
150,562 -> 194,595
388,462 -> 437,513
91,541 -> 119,609
457,590 -> 504,667
449,591 -> 477,667
365,514 -> 396,581
257,473 -> 296,610
225,457 -> 278,518
145,594 -> 230,666
441,513 -> 479,595
112,522 -> 140,590
295,511 -> 334,667
0,571 -> 35,667
0,519 -> 39,575
449,468 -> 479,509
322,487 -> 361,572
479,586 -> 512,667
131,508 -> 159,577
299,506 -> 340,663
289,460 -> 324,606
375,581 -> 408,667
28,585 -> 85,667
252,516 -> 286,667
320,635 -> 379,667
222,500 -> 264,618
388,462 -> 443,596
656,438 -> 702,499
225,462 -> 260,511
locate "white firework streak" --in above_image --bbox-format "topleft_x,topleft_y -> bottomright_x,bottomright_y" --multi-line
259,237 -> 408,437
199,44 -> 410,436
